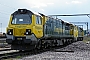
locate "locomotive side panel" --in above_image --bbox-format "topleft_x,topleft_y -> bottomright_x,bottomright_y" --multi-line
44,17 -> 63,39
32,15 -> 43,38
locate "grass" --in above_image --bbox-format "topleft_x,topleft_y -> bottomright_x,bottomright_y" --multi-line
5,54 -> 8,56
2,56 -> 22,60
16,56 -> 22,59
83,36 -> 90,43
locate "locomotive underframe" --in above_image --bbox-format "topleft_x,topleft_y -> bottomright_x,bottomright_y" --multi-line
6,33 -> 82,50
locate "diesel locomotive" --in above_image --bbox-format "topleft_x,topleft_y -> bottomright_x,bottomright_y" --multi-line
6,9 -> 84,50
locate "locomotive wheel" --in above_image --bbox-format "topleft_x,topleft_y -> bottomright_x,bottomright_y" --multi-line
44,43 -> 47,49
71,39 -> 73,43
79,38 -> 81,41
62,40 -> 66,46
55,40 -> 58,47
68,40 -> 71,44
35,44 -> 37,48
36,40 -> 42,49
69,39 -> 71,44
78,38 -> 81,41
80,38 -> 83,41
46,43 -> 49,48
81,38 -> 83,41
65,39 -> 68,44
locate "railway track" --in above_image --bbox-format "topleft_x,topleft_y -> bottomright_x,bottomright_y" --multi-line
0,44 -> 75,60
0,47 -> 51,59
0,38 -> 11,48
0,49 -> 47,60
0,38 -> 77,60
0,49 -> 11,51
0,50 -> 19,59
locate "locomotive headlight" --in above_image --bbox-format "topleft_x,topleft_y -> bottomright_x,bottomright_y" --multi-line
25,29 -> 31,35
21,10 -> 23,12
26,32 -> 28,34
7,29 -> 13,35
18,9 -> 27,14
28,30 -> 30,32
9,32 -> 12,34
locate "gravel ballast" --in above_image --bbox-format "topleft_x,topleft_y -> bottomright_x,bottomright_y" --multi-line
16,41 -> 90,60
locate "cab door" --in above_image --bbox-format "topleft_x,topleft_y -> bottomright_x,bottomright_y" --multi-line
74,26 -> 78,38
33,15 -> 43,38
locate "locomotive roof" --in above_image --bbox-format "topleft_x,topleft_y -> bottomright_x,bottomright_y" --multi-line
12,9 -> 41,16
46,17 -> 76,26
62,20 -> 71,24
31,10 -> 41,16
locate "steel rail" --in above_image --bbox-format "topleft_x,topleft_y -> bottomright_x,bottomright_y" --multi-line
0,49 -> 12,51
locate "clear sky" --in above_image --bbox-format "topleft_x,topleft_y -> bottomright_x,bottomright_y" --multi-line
0,0 -> 90,33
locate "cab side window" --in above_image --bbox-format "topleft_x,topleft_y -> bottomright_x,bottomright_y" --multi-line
36,16 -> 42,24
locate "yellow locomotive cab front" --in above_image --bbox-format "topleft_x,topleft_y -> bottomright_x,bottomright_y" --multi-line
6,9 -> 43,48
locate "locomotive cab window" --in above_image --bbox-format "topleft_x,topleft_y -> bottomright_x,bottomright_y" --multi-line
36,15 -> 42,25
12,14 -> 32,24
